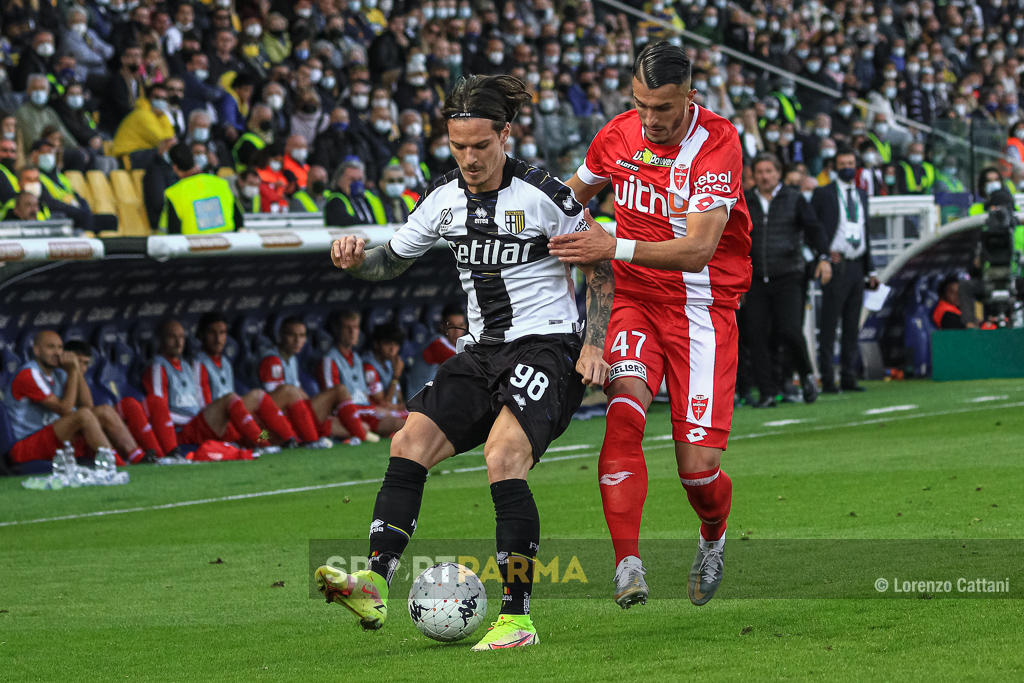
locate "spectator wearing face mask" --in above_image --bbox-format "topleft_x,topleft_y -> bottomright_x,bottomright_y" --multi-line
391,139 -> 428,190
369,14 -> 409,86
253,142 -> 290,213
378,163 -> 415,223
262,13 -> 292,65
141,138 -> 180,231
61,8 -> 115,78
111,82 -> 176,158
231,166 -> 263,213
52,82 -> 105,161
969,167 -> 1013,215
854,141 -> 888,197
769,78 -> 802,125
289,87 -> 327,146
532,88 -> 582,178
232,103 -> 274,172
181,52 -> 225,119
832,100 -> 857,139
896,142 -> 935,195
106,47 -> 146,134
290,164 -> 329,212
426,133 -> 457,176
30,138 -> 114,232
311,107 -> 370,170
325,158 -> 385,226
186,111 -> 230,170
797,51 -> 837,119
935,158 -> 966,194
283,134 -> 310,188
0,190 -> 49,222
16,76 -> 79,162
13,32 -> 58,93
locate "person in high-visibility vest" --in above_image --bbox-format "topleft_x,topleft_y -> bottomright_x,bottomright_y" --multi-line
30,138 -> 115,232
0,137 -> 21,205
283,134 -> 309,188
159,143 -> 243,234
229,166 -> 262,213
231,104 -> 274,172
378,163 -> 416,223
324,159 -> 386,226
896,142 -> 935,194
288,164 -> 328,212
935,159 -> 965,193
970,167 -> 1015,215
1,190 -> 52,221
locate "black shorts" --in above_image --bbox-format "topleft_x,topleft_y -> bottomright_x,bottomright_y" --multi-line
407,333 -> 586,462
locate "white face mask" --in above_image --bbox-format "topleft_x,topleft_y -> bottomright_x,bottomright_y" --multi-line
71,23 -> 88,35
539,97 -> 557,113
242,184 -> 259,198
67,94 -> 85,110
402,153 -> 419,167
24,182 -> 42,197
821,147 -> 836,159
194,69 -> 209,81
37,43 -> 55,57
192,127 -> 210,142
297,7 -> 312,18
519,143 -> 537,158
404,122 -> 423,137
31,90 -> 49,107
269,160 -> 283,171
309,69 -> 323,84
384,181 -> 405,197
765,131 -> 780,142
151,98 -> 169,112
986,180 -> 1003,195
194,154 -> 208,170
351,94 -> 369,109
245,24 -> 262,37
374,119 -> 392,134
321,76 -> 336,90
372,97 -> 390,109
267,94 -> 284,110
37,153 -> 56,172
291,149 -> 308,164
433,146 -> 451,160
488,51 -> 504,65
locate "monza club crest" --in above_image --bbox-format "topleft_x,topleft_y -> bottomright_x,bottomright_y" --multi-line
673,164 -> 689,191
690,395 -> 708,421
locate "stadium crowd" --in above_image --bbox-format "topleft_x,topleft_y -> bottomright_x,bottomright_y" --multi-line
2,0 -> 1024,228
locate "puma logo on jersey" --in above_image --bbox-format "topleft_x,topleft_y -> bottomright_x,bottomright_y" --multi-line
600,471 -> 635,486
450,238 -> 535,266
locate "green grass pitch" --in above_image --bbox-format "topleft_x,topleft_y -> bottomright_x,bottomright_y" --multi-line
3,379 -> 1024,681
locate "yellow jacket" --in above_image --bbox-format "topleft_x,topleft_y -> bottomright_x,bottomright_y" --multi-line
111,98 -> 176,158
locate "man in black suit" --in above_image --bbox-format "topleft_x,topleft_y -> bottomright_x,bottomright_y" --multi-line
744,153 -> 832,407
811,148 -> 881,393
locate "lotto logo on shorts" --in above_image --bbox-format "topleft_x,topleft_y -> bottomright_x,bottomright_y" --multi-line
609,360 -> 647,382
690,395 -> 709,421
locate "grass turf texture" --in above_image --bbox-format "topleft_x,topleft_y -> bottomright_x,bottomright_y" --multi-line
2,378 -> 1024,681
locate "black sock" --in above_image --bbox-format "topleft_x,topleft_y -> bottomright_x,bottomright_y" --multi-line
491,479 -> 540,616
367,457 -> 427,585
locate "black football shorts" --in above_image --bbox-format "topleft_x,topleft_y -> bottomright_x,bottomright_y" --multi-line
406,333 -> 586,462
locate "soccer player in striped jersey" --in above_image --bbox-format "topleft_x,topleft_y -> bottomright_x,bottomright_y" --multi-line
315,75 -> 615,651
257,316 -> 380,445
192,312 -> 300,448
550,42 -> 754,608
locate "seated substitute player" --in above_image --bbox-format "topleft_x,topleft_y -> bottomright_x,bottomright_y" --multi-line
4,331 -> 120,465
143,318 -> 269,452
318,311 -> 407,438
362,322 -> 410,410
314,74 -> 615,651
550,42 -> 753,609
258,316 -> 379,445
63,339 -> 163,464
404,303 -> 467,398
193,312 -> 300,447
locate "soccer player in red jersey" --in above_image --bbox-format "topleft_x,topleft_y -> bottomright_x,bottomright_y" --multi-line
550,42 -> 753,608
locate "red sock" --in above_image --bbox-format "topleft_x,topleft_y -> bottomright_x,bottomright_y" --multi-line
287,399 -> 320,443
336,400 -> 368,440
145,395 -> 178,455
118,398 -> 164,457
227,396 -> 263,444
598,395 -> 649,564
126,447 -> 144,464
257,394 -> 297,441
679,468 -> 732,542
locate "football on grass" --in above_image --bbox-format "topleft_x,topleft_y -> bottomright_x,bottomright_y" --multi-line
408,562 -> 487,642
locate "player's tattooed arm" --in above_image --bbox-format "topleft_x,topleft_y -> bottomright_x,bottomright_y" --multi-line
577,261 -> 614,386
331,236 -> 414,281
583,260 -> 615,349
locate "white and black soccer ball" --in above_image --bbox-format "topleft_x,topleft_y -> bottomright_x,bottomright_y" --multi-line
408,562 -> 487,642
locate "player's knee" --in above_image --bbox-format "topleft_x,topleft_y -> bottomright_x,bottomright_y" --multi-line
247,388 -> 265,402
483,441 -> 532,480
332,384 -> 351,401
389,429 -> 429,465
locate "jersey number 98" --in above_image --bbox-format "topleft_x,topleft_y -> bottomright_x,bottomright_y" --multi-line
510,364 -> 549,400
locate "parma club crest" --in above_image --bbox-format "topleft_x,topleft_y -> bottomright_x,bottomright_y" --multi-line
504,210 -> 526,234
690,394 -> 708,421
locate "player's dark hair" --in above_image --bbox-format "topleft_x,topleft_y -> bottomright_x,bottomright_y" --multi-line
279,316 -> 305,337
197,311 -> 226,335
372,322 -> 405,346
63,339 -> 91,356
157,317 -> 181,339
440,302 -> 464,321
633,41 -> 691,90
442,75 -> 532,132
752,152 -> 782,173
835,146 -> 858,161
169,143 -> 195,172
939,275 -> 960,299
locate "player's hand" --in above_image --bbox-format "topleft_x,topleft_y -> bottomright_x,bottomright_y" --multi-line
548,209 -> 616,265
331,236 -> 366,269
867,275 -> 880,291
60,351 -> 79,372
392,354 -> 404,378
576,344 -> 609,387
815,260 -> 832,285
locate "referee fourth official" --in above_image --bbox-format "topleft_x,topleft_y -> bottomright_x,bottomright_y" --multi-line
158,143 -> 244,235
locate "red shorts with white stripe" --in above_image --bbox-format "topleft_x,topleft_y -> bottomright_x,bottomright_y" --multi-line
176,412 -> 239,445
353,404 -> 409,433
9,425 -> 88,463
603,294 -> 738,449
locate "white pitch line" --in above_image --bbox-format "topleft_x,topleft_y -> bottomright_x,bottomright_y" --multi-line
969,395 -> 1009,403
763,419 -> 806,427
5,400 -> 1023,528
863,404 -> 918,415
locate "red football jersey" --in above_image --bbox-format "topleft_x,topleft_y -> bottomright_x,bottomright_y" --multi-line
577,104 -> 752,308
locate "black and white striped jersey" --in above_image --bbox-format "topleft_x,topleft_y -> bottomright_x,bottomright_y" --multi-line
389,156 -> 588,346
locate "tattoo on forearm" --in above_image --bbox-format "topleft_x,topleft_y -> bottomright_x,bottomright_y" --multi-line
584,261 -> 615,349
347,244 -> 414,281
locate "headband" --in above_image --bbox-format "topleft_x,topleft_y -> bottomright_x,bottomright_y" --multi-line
447,111 -> 504,122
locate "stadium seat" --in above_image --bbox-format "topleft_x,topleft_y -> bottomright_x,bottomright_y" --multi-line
111,341 -> 135,374
86,171 -> 118,217
109,170 -> 151,236
130,322 -> 158,360
298,369 -> 320,397
131,169 -> 146,206
95,354 -> 144,403
304,311 -> 326,333
365,307 -> 393,334
253,334 -> 275,353
233,315 -> 267,351
93,324 -> 123,359
310,328 -> 334,357
217,168 -> 236,179
64,170 -> 95,208
397,306 -> 421,333
422,304 -> 444,330
2,347 -> 21,377
0,386 -> 16,459
222,336 -> 240,365
17,330 -> 37,361
63,326 -> 87,342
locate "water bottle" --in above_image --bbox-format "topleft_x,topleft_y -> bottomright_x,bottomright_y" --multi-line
94,447 -> 118,482
51,442 -> 77,482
